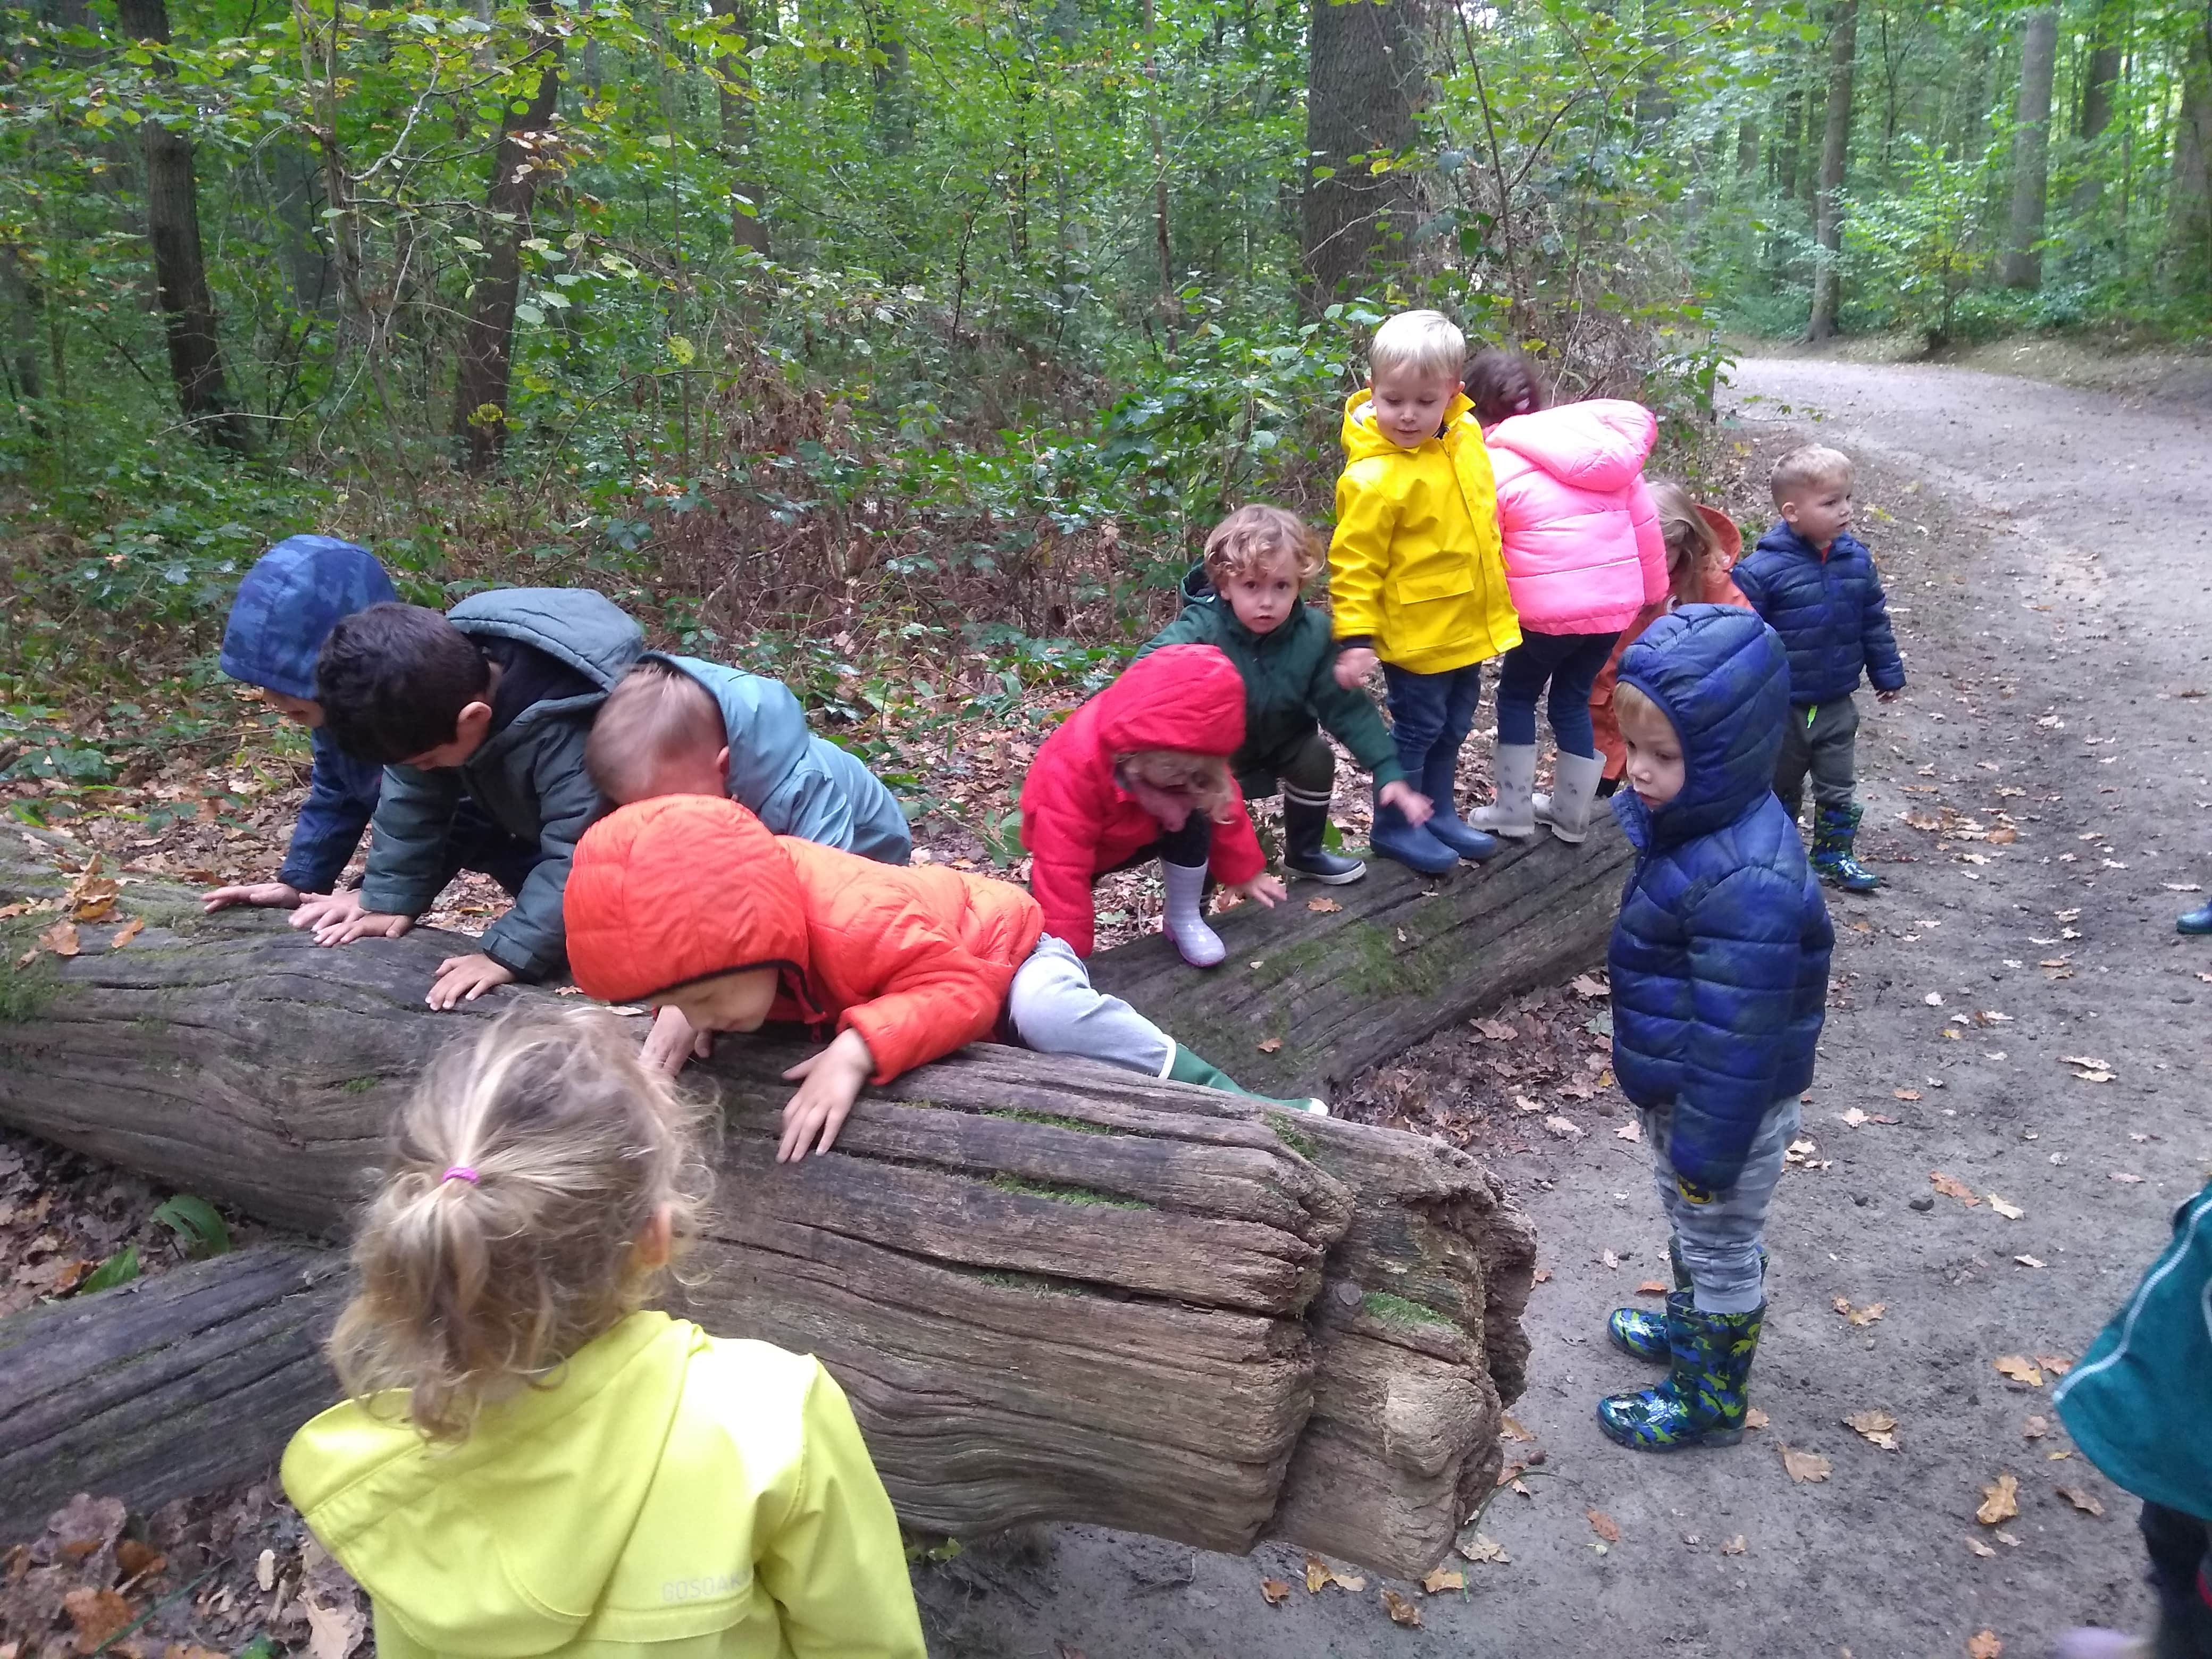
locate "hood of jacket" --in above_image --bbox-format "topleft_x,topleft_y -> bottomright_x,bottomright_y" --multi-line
1484,399 -> 1656,495
282,1312 -> 695,1656
448,589 -> 644,699
1338,388 -> 1479,466
566,795 -> 808,1005
1611,605 -> 1791,848
1091,642 -> 1246,757
219,536 -> 396,701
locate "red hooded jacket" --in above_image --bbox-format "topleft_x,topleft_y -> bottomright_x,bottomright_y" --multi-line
566,796 -> 1043,1083
1017,644 -> 1267,957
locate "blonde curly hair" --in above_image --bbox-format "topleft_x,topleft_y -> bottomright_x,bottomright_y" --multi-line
1203,505 -> 1323,588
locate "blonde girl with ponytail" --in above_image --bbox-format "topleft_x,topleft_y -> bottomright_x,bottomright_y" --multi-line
282,1004 -> 926,1659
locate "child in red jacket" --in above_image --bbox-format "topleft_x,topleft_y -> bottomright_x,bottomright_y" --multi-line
564,797 -> 1324,1160
1018,643 -> 1285,968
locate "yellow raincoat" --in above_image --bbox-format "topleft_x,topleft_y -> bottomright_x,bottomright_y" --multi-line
1328,389 -> 1520,674
281,1311 -> 926,1659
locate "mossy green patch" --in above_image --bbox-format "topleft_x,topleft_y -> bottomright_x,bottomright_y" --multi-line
1264,1112 -> 1318,1159
985,1107 -> 1115,1136
1362,1291 -> 1458,1331
988,1174 -> 1152,1210
0,954 -> 57,1025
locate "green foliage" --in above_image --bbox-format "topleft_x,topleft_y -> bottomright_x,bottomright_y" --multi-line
1362,1290 -> 1458,1331
78,1245 -> 141,1294
1842,136 -> 1993,345
153,1194 -> 232,1259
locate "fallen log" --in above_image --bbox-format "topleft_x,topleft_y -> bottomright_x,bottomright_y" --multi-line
1090,820 -> 1630,1096
0,859 -> 1535,1578
0,1245 -> 344,1542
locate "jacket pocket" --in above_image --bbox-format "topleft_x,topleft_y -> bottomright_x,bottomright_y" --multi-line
1389,562 -> 1476,606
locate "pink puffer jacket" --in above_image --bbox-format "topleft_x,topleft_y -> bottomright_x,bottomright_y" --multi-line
1486,399 -> 1669,636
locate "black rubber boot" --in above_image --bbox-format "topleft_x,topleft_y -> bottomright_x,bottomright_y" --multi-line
1282,792 -> 1365,884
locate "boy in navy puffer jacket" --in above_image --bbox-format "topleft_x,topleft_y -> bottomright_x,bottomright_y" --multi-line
1596,605 -> 1834,1452
1730,445 -> 1905,893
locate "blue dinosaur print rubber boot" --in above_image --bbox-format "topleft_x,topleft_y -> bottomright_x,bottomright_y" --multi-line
1597,1302 -> 1764,1451
1809,802 -> 1880,892
1608,1239 -> 1689,1363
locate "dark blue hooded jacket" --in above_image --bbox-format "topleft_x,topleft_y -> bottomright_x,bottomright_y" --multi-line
218,536 -> 397,893
1608,606 -> 1834,1194
1729,524 -> 1905,707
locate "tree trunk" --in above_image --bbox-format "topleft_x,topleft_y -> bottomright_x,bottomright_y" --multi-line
1807,0 -> 1859,341
2001,6 -> 2060,288
1777,87 -> 1803,199
0,862 -> 1537,1579
450,0 -> 562,472
2168,6 -> 2212,295
2068,6 -> 2124,221
2,247 -> 47,440
1091,827 -> 1630,1098
708,0 -> 772,257
1737,118 -> 1759,175
860,0 -> 914,155
0,1247 -> 345,1543
111,0 -> 253,453
1300,0 -> 1430,307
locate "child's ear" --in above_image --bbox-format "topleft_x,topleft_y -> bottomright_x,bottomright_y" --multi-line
715,745 -> 731,780
456,700 -> 495,745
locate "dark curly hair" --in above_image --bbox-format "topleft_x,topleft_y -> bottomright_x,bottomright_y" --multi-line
1463,348 -> 1548,426
314,602 -> 492,764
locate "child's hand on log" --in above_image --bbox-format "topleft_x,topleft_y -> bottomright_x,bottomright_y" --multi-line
427,952 -> 515,1010
778,1028 -> 875,1162
203,880 -> 303,914
642,1004 -> 714,1075
1377,781 -> 1433,826
311,905 -> 415,948
1332,647 -> 1379,689
1224,873 -> 1287,909
292,887 -> 364,934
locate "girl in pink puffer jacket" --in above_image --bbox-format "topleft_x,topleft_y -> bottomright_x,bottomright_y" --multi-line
1463,350 -> 1669,845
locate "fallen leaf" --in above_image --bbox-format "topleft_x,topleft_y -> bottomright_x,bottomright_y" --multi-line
1968,1630 -> 2004,1659
1993,1356 -> 2044,1388
2111,1172 -> 2144,1184
257,1547 -> 277,1592
1995,1529 -> 2022,1548
1833,1297 -> 1885,1326
1745,1406 -> 1770,1431
1571,974 -> 1610,999
1498,1413 -> 1535,1442
1988,1195 -> 2024,1220
38,921 -> 79,957
1977,1472 -> 2021,1526
2015,1255 -> 2046,1268
1336,1572 -> 1367,1593
2057,1486 -> 2105,1517
1720,1534 -> 1747,1555
2023,1415 -> 2049,1440
12,946 -> 35,969
1257,1037 -> 1283,1053
1614,1120 -> 1642,1142
1839,1106 -> 1871,1128
1306,897 -> 1343,914
300,1594 -> 367,1659
1513,1094 -> 1543,1113
1304,1555 -> 1334,1594
1495,1461 -> 1526,1488
116,1539 -> 165,1581
1844,1409 -> 1900,1450
1381,1588 -> 1421,1627
1781,1445 -> 1832,1483
1421,1567 -> 1466,1594
1931,1171 -> 1980,1205
1459,1534 -> 1509,1564
1601,1248 -> 1620,1269
1532,1269 -> 1551,1284
1259,1579 -> 1292,1606
1967,1537 -> 1997,1559
1587,1509 -> 1621,1543
1895,1088 -> 1922,1102
1924,992 -> 1945,1006
1473,1017 -> 1517,1041
62,1587 -> 135,1655
1636,1278 -> 1669,1295
1543,1115 -> 1586,1140
110,916 -> 145,949
2036,1354 -> 2074,1377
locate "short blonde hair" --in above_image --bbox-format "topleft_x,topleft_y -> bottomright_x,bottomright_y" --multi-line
1369,310 -> 1465,382
1115,749 -> 1237,824
1649,480 -> 1721,573
1769,445 -> 1854,507
328,1006 -> 711,1442
1204,505 -> 1322,587
588,660 -> 728,803
1612,680 -> 1669,733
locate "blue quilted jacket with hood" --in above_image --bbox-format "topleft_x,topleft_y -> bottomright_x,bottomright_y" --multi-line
217,535 -> 397,892
1730,524 -> 1905,707
1608,605 -> 1834,1194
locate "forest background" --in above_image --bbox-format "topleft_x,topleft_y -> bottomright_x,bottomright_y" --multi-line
0,0 -> 2205,851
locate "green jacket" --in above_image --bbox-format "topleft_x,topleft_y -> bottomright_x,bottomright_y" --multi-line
1133,565 -> 1404,789
357,588 -> 642,979
2055,1178 -> 2212,1519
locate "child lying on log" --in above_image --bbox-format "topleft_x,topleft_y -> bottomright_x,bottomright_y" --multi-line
562,796 -> 1327,1164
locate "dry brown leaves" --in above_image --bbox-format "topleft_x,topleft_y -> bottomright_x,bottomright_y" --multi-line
1977,1473 -> 2021,1526
1458,1534 -> 1510,1564
1992,1356 -> 2045,1388
1745,1406 -> 1770,1431
1586,1509 -> 1621,1544
1930,1171 -> 1980,1205
1420,1566 -> 1465,1595
1780,1445 -> 1832,1484
1259,1578 -> 1292,1606
37,920 -> 80,958
1306,897 -> 1343,914
2023,1415 -> 2050,1440
1720,1535 -> 1747,1556
1967,1631 -> 2004,1658
2057,1486 -> 2106,1518
110,916 -> 145,948
1256,1037 -> 1283,1053
1844,1410 -> 1900,1451
1833,1297 -> 1886,1326
1380,1588 -> 1421,1628
1302,1555 -> 1365,1595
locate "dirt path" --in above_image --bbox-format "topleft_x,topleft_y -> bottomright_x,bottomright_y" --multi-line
914,358 -> 2212,1657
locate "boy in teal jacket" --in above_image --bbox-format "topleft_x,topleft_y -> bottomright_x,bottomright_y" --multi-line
1134,505 -> 1430,885
2052,1180 -> 2212,1658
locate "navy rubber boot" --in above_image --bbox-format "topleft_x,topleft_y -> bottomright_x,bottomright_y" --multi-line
1419,748 -> 1502,862
1597,1303 -> 1764,1452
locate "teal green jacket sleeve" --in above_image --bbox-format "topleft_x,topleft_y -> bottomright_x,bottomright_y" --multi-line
1308,663 -> 1405,787
1129,611 -> 1215,664
476,734 -> 605,980
356,766 -> 466,919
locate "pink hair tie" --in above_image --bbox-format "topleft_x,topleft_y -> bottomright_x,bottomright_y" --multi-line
441,1166 -> 480,1185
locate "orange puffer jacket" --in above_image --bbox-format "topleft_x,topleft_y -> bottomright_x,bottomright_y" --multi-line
1017,644 -> 1266,958
566,796 -> 1043,1083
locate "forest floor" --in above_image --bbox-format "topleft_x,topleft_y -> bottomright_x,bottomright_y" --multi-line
908,357 -> 2212,1658
5,355 -> 2210,1658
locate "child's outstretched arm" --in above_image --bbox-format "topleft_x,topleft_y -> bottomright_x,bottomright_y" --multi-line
1861,560 -> 1906,700
758,1363 -> 928,1657
1667,866 -> 1809,1200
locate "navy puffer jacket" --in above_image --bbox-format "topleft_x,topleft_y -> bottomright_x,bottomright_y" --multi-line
1608,606 -> 1834,1194
1730,524 -> 1905,707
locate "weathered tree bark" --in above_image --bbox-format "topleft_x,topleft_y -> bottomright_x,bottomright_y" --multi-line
1300,0 -> 1430,307
1806,0 -> 1859,342
0,1246 -> 346,1542
0,865 -> 1537,1578
2001,6 -> 2060,289
451,0 -> 562,472
112,0 -> 254,453
710,0 -> 772,256
2168,9 -> 2212,296
2067,5 -> 2124,221
1092,823 -> 1631,1098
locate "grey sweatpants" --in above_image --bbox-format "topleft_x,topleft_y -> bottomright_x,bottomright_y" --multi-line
1006,934 -> 1174,1077
1644,1095 -> 1802,1314
1773,695 -> 1859,820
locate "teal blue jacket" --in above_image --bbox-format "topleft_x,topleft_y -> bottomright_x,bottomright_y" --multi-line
2055,1179 -> 2212,1519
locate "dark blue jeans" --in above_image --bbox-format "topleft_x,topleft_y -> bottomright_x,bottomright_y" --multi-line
1495,630 -> 1621,758
2141,1501 -> 2212,1656
1381,663 -> 1484,798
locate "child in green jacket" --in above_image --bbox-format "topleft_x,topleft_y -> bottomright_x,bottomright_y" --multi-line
1134,505 -> 1432,884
